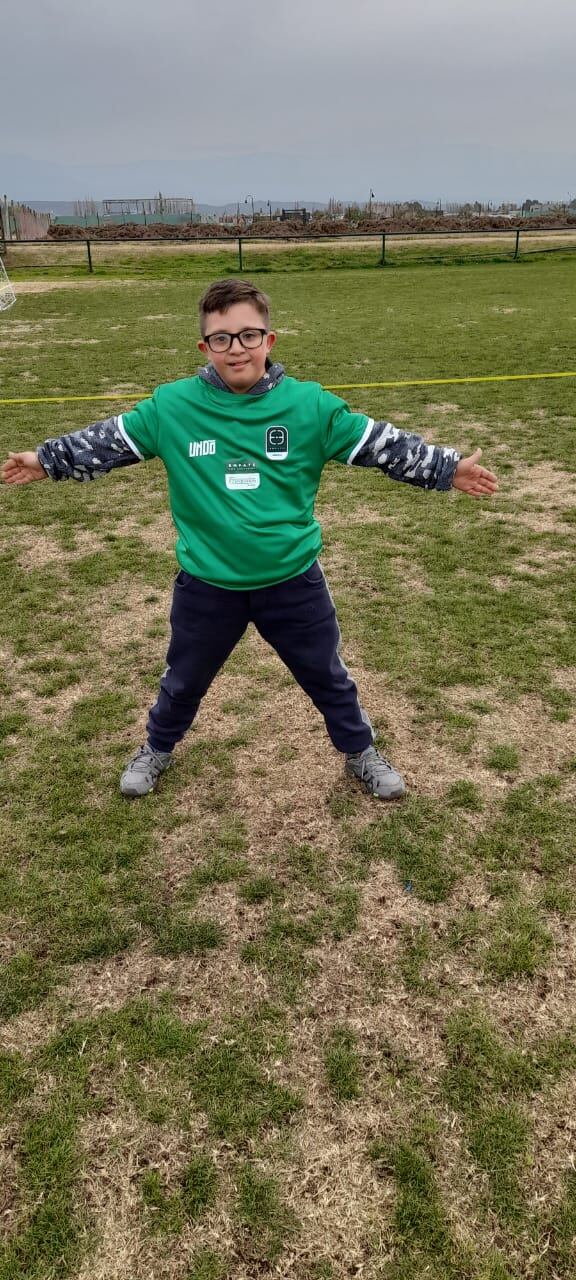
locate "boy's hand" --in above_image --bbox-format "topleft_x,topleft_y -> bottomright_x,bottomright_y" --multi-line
453,448 -> 498,498
1,452 -> 47,485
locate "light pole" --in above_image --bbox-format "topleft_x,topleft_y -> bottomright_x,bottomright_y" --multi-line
267,200 -> 272,220
369,188 -> 375,218
245,194 -> 254,223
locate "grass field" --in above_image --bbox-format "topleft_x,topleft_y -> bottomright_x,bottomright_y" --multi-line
1,257 -> 576,1279
4,229 -> 576,279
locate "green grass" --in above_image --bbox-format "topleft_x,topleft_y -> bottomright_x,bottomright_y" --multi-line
43,999 -> 302,1144
486,743 -> 520,773
398,925 -> 437,992
0,954 -> 57,1020
235,1162 -> 298,1263
350,796 -> 461,901
468,1104 -> 530,1223
1,257 -> 576,1275
446,779 -> 484,811
370,1134 -> 513,1278
0,1098 -> 84,1280
5,230 -> 576,282
0,1052 -> 32,1115
141,1154 -> 219,1232
442,1007 -> 576,1111
324,1025 -> 362,1100
483,902 -> 552,980
185,1252 -> 227,1280
474,777 -> 576,875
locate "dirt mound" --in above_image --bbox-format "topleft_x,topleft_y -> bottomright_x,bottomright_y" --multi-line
47,213 -> 576,242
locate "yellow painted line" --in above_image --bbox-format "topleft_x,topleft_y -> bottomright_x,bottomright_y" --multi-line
327,371 -> 576,390
1,370 -> 576,405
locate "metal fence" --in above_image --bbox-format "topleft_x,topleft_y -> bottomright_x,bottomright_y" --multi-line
2,228 -> 576,274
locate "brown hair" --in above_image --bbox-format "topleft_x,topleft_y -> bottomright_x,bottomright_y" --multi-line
198,279 -> 271,336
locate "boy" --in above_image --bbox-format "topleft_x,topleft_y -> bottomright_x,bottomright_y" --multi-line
1,279 -> 497,800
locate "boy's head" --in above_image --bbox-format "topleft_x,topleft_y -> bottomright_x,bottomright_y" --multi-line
198,279 -> 276,392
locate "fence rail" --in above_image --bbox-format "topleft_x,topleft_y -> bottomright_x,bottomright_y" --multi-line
2,228 -> 576,275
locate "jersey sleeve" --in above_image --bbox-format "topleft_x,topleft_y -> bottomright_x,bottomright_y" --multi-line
318,387 -> 374,464
118,392 -> 160,461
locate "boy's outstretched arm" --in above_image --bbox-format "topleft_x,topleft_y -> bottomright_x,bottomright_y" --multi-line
1,416 -> 141,485
348,420 -> 497,496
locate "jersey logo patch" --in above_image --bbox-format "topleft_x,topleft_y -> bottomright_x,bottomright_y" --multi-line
225,459 -> 260,490
189,440 -> 216,458
265,425 -> 288,460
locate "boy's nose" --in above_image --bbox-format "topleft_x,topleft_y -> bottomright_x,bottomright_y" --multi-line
229,335 -> 244,352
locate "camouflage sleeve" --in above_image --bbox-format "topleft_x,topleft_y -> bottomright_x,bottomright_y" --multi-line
37,415 -> 141,482
349,419 -> 460,491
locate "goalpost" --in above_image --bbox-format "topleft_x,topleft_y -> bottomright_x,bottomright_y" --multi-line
0,256 -> 16,310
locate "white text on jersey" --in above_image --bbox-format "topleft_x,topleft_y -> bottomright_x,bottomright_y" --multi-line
189,440 -> 216,458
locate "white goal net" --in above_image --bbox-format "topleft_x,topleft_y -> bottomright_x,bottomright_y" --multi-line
0,256 -> 16,311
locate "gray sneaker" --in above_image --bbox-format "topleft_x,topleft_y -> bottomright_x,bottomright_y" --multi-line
345,746 -> 406,800
120,745 -> 173,797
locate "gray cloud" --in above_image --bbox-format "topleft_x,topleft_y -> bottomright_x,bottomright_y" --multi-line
4,0 -> 576,201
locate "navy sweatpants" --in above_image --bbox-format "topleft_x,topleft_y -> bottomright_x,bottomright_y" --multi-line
147,561 -> 373,755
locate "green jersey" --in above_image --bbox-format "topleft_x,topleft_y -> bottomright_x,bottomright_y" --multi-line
120,375 -> 371,590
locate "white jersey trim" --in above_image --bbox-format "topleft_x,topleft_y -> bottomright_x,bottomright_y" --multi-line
117,414 -> 145,461
346,417 -> 374,465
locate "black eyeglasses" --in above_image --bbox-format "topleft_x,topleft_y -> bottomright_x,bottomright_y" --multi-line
204,327 -> 267,353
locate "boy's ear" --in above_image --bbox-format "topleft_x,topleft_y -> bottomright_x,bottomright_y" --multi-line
266,331 -> 277,352
198,339 -> 208,353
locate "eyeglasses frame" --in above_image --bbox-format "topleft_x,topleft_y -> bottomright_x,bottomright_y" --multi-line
203,327 -> 269,353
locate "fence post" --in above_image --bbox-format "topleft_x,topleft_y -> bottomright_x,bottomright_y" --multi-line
238,236 -> 243,271
380,232 -> 386,266
514,229 -> 520,261
86,239 -> 93,273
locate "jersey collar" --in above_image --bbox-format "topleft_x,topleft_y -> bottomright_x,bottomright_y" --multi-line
198,359 -> 285,397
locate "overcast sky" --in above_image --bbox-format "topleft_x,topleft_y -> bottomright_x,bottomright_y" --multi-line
4,0 -> 575,204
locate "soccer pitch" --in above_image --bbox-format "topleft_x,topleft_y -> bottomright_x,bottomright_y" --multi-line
1,260 -> 575,1278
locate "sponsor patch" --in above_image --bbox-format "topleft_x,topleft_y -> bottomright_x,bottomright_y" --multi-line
265,425 -> 288,460
225,459 -> 260,490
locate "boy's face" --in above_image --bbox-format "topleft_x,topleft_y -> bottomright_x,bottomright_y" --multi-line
198,302 -> 276,393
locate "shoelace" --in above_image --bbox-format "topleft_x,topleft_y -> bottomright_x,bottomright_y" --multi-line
361,752 -> 393,779
131,748 -> 166,775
